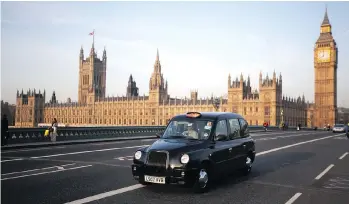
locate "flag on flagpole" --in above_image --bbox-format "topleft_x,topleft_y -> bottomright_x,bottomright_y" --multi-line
89,30 -> 95,46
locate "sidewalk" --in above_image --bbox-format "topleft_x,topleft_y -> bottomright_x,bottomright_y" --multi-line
1,135 -> 157,150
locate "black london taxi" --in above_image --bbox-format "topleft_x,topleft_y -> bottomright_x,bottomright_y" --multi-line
131,112 -> 256,193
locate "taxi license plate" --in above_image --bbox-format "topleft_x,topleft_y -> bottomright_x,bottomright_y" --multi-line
144,175 -> 165,184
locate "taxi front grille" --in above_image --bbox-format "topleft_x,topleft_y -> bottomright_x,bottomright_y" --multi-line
146,151 -> 168,168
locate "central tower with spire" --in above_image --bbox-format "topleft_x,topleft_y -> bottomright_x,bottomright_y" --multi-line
78,33 -> 107,104
149,49 -> 168,103
314,7 -> 338,127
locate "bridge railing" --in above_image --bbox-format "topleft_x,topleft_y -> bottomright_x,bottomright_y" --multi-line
5,125 -> 316,145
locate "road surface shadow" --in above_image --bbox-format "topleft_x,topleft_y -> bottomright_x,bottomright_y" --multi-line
142,151 -> 315,194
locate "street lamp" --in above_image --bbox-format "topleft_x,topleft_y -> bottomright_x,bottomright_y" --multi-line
211,96 -> 220,112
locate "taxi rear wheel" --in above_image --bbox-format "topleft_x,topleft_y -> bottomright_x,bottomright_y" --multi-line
241,155 -> 252,176
193,167 -> 210,193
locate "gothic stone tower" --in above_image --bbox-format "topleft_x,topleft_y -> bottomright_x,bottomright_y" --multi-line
149,49 -> 168,103
78,43 -> 107,104
259,71 -> 283,126
15,89 -> 45,127
126,74 -> 139,97
314,8 -> 338,127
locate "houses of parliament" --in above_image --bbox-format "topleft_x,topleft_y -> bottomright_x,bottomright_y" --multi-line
14,10 -> 338,128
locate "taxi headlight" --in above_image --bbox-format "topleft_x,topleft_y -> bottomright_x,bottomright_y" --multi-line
180,154 -> 190,164
134,151 -> 142,160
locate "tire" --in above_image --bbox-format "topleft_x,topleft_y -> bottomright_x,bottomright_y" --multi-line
241,155 -> 253,176
193,167 -> 210,193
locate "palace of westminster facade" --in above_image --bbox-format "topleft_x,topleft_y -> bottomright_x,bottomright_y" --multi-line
15,10 -> 338,128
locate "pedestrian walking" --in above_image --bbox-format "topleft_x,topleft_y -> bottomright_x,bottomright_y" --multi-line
51,118 -> 58,142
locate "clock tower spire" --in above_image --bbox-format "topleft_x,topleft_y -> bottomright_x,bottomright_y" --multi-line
320,6 -> 331,34
314,7 -> 338,128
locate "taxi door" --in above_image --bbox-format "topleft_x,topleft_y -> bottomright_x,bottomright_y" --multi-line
210,119 -> 231,175
226,118 -> 247,170
238,118 -> 254,163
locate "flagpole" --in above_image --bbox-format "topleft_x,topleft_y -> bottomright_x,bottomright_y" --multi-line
93,29 -> 95,47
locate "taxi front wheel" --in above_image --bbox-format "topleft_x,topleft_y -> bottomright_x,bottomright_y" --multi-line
193,167 -> 211,193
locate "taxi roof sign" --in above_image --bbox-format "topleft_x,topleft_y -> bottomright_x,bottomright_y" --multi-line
186,112 -> 201,118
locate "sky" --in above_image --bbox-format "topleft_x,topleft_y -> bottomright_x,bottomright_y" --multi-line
1,1 -> 349,107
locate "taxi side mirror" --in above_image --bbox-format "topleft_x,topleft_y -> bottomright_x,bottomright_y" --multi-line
155,132 -> 162,138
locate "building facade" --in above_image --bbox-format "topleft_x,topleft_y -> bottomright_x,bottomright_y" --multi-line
14,47 -> 309,128
15,10 -> 339,128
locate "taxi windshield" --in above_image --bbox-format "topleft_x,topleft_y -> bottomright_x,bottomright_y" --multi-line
162,119 -> 214,140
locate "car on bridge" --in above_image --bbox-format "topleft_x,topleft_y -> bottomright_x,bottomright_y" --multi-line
332,124 -> 346,133
131,111 -> 256,193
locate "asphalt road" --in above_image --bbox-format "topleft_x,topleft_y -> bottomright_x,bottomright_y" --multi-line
1,130 -> 349,204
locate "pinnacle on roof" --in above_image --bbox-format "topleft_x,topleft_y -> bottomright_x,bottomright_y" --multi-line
156,48 -> 159,61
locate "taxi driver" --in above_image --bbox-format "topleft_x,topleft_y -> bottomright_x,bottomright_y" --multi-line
183,123 -> 199,139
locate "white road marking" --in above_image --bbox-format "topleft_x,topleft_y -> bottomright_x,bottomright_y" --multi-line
65,133 -> 344,204
333,137 -> 347,140
1,163 -> 76,176
1,158 -> 24,163
256,134 -> 344,156
339,152 -> 348,160
57,166 -> 65,170
64,184 -> 144,204
255,133 -> 312,141
285,192 -> 302,204
323,177 -> 349,189
315,164 -> 335,180
251,132 -> 301,137
29,145 -> 149,159
1,146 -> 65,153
114,156 -> 133,161
1,165 -> 92,181
253,132 -> 323,140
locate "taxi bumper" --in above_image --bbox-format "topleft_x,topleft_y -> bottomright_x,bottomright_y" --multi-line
131,163 -> 198,185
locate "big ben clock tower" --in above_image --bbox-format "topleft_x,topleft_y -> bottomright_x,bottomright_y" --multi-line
314,8 -> 338,128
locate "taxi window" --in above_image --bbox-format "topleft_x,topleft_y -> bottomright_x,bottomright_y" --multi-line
162,119 -> 214,140
215,120 -> 228,137
228,118 -> 241,139
239,119 -> 248,131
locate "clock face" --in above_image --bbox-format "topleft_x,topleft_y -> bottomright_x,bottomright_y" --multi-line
317,51 -> 324,58
317,50 -> 330,62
